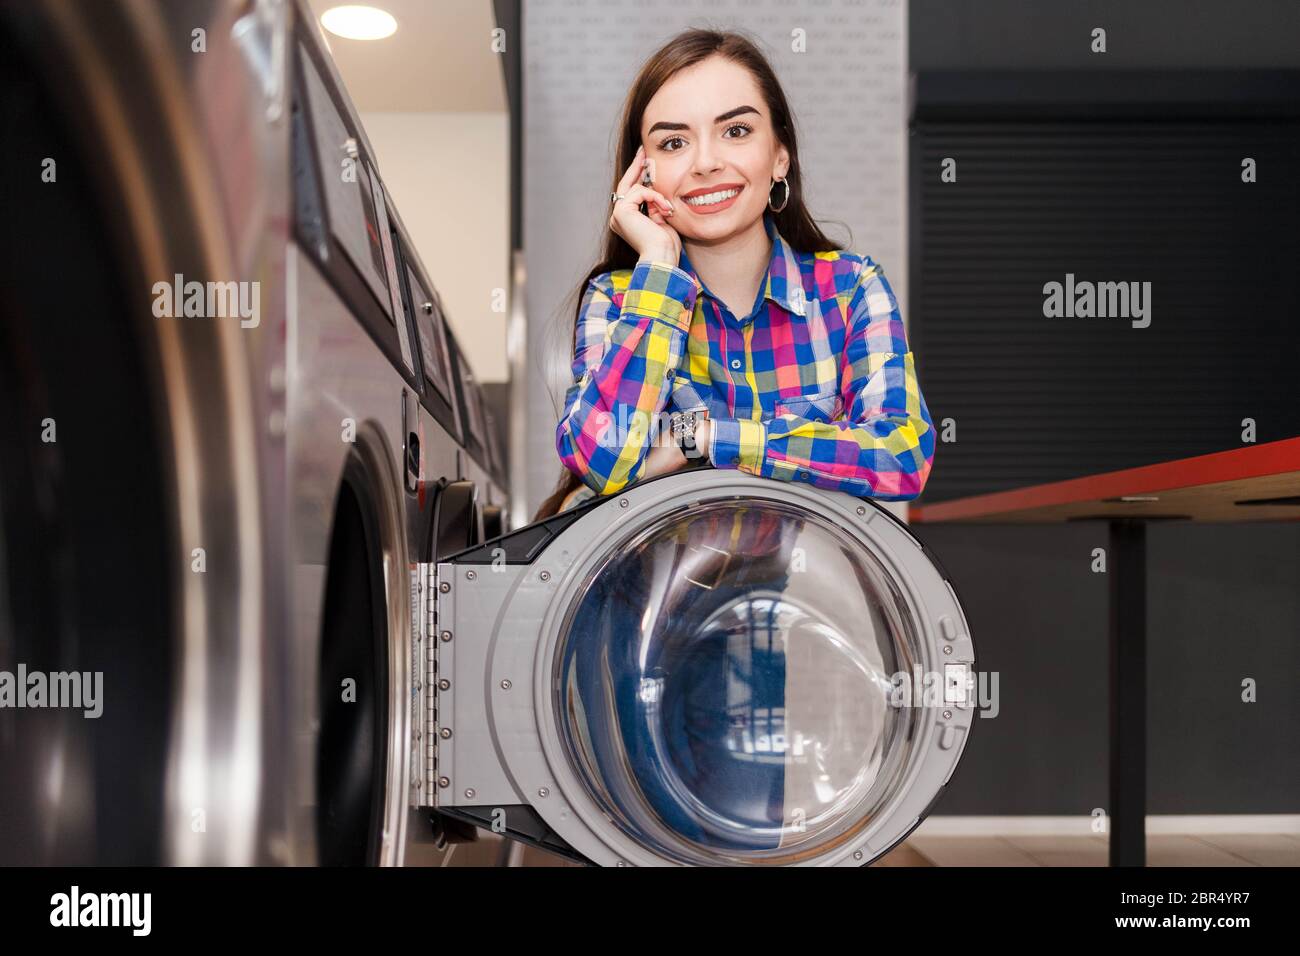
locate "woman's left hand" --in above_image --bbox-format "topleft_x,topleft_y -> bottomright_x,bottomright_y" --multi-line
642,419 -> 713,478
642,438 -> 689,478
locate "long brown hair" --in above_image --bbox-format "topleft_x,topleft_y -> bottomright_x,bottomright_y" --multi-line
533,28 -> 842,521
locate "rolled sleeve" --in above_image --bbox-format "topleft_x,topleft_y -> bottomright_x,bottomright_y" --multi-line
623,260 -> 700,331
709,416 -> 766,474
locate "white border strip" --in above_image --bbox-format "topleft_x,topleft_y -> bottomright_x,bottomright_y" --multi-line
916,815 -> 1300,837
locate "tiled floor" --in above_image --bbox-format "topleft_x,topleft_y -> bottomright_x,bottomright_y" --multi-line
906,833 -> 1300,867
420,831 -> 1300,867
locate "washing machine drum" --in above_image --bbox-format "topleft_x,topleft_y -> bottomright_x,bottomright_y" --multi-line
432,469 -> 975,867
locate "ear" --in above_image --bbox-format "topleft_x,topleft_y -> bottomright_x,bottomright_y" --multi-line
773,144 -> 791,181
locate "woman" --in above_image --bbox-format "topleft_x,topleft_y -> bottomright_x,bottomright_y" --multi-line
536,28 -> 934,520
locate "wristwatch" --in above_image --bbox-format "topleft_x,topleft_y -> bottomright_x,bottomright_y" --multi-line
670,410 -> 709,461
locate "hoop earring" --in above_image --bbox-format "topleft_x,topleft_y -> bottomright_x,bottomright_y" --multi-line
768,177 -> 790,213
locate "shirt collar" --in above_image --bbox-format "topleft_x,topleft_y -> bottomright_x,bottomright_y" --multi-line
677,212 -> 807,319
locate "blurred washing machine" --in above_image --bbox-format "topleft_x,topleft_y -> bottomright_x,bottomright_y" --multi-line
0,0 -> 508,865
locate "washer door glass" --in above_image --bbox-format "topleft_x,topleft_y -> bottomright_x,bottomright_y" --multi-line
554,499 -> 924,865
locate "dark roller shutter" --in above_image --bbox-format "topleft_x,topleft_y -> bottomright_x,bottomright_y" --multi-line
909,71 -> 1300,503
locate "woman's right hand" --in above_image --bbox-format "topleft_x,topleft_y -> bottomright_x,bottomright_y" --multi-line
609,145 -> 682,264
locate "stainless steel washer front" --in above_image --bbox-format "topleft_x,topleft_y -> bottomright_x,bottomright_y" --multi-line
0,0 -> 509,867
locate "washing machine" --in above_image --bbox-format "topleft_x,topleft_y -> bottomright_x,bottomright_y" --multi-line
0,0 -> 508,865
418,468 -> 978,866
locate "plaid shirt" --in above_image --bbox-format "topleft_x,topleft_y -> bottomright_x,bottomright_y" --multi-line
556,212 -> 934,501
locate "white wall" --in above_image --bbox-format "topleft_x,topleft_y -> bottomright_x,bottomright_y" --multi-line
522,0 -> 910,516
360,111 -> 509,383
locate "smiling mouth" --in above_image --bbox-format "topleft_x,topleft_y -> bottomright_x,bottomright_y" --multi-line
682,185 -> 744,208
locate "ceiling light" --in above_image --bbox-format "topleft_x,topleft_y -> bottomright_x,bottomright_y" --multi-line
320,5 -> 398,41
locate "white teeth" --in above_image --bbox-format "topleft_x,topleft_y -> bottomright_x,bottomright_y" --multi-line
684,187 -> 740,206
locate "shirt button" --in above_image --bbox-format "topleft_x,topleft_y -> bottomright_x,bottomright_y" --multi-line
798,471 -> 808,480
729,358 -> 742,370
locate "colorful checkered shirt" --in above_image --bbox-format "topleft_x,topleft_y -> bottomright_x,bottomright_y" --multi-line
556,212 -> 934,501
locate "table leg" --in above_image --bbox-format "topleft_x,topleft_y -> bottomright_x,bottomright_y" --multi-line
1108,518 -> 1147,866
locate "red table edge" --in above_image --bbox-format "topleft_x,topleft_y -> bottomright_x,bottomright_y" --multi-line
910,436 -> 1300,523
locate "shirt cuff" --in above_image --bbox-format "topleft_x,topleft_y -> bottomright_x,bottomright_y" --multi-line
624,260 -> 700,332
709,417 -> 766,474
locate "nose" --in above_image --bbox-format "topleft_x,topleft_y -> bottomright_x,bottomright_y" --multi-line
691,137 -> 723,178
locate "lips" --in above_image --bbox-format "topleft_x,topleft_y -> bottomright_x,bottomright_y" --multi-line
681,183 -> 745,214
681,182 -> 745,199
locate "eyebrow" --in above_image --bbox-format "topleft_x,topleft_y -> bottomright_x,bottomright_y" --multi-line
647,105 -> 760,135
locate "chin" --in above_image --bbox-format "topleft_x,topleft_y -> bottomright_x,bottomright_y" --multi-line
683,206 -> 763,242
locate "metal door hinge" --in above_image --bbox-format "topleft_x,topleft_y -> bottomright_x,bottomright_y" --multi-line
412,561 -> 440,807
425,562 -> 439,805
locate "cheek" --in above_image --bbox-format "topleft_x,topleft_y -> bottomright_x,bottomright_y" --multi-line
726,154 -> 764,191
653,160 -> 688,196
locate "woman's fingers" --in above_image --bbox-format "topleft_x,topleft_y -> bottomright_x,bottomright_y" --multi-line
642,185 -> 674,213
608,157 -> 682,260
620,183 -> 674,215
615,144 -> 646,195
614,151 -> 674,215
643,195 -> 674,227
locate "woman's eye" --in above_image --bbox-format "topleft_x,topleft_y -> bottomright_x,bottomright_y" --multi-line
659,124 -> 751,152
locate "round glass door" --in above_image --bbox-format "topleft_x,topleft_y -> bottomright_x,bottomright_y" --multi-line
554,499 -> 926,866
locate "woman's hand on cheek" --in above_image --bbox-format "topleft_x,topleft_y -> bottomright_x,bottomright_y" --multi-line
609,145 -> 683,265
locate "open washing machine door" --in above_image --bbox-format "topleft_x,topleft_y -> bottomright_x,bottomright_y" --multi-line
419,469 -> 977,866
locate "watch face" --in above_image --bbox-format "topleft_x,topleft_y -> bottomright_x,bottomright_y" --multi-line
680,413 -> 705,458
